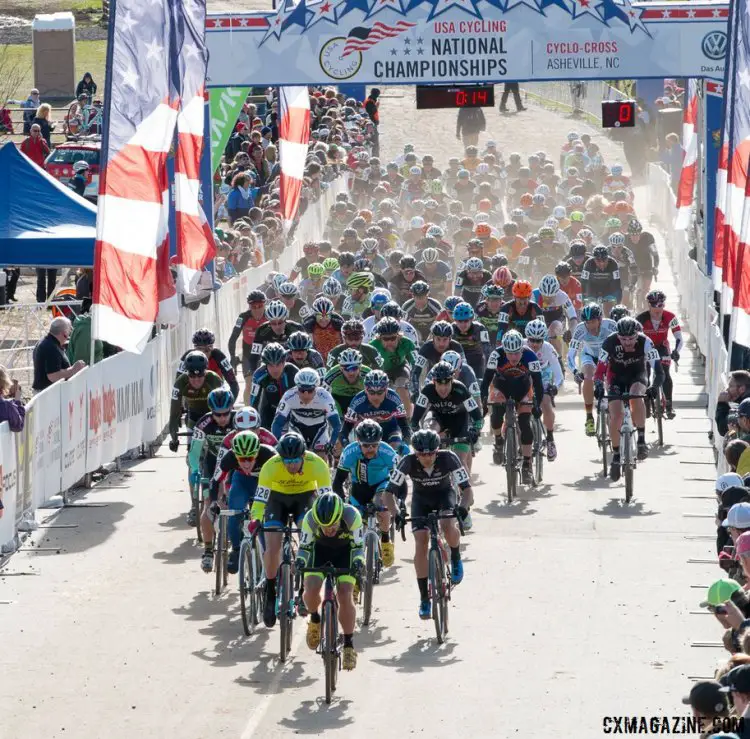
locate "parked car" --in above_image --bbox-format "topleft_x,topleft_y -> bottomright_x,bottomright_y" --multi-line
44,136 -> 100,202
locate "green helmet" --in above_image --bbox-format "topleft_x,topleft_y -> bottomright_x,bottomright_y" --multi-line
307,262 -> 325,278
322,257 -> 339,272
347,271 -> 375,290
312,492 -> 345,527
538,227 -> 555,239
569,210 -> 585,222
605,217 -> 622,229
232,430 -> 260,458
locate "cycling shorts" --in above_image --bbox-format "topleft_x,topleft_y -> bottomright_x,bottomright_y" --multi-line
385,365 -> 410,388
305,539 -> 355,584
410,488 -> 457,532
434,415 -> 472,453
608,373 -> 647,397
489,376 -> 533,404
264,491 -> 315,528
581,351 -> 598,367
656,343 -> 673,367
289,421 -> 329,449
349,481 -> 387,509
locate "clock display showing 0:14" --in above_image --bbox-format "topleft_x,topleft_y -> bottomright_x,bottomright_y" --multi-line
415,85 -> 495,109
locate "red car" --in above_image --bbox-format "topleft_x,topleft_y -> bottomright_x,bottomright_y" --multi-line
44,137 -> 100,202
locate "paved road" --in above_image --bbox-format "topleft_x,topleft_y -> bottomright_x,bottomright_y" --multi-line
0,104 -> 720,737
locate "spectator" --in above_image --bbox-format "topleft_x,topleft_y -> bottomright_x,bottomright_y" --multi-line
717,371 -> 750,437
36,267 -> 58,304
67,299 -> 103,366
76,268 -> 93,300
4,267 -> 20,303
365,88 -> 380,156
7,87 -> 40,134
719,665 -> 750,721
499,82 -> 526,113
0,106 -> 13,134
226,173 -> 255,225
32,317 -> 86,393
75,72 -> 97,103
661,132 -> 683,194
726,440 -> 749,473
0,365 -> 25,433
19,123 -> 50,168
32,103 -> 55,148
456,107 -> 486,148
249,142 -> 270,186
682,680 -> 729,730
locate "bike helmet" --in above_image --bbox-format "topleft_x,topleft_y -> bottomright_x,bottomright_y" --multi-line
410,280 -> 430,296
265,300 -> 289,320
192,328 -> 215,347
312,296 -> 334,316
581,303 -> 602,321
467,237 -> 484,251
646,289 -> 667,307
512,280 -> 533,299
234,406 -> 261,430
475,224 -> 492,239
578,228 -> 594,241
539,274 -> 560,297
322,257 -> 340,272
431,320 -> 454,338
501,330 -> 524,353
544,217 -> 560,229
322,278 -> 342,297
380,302 -> 403,319
432,361 -> 454,382
247,289 -> 267,304
338,348 -> 363,368
375,316 -> 401,337
568,195 -> 584,207
288,331 -> 313,352
307,263 -> 325,278
347,272 -> 375,290
294,367 -> 320,389
207,388 -> 234,413
410,216 -> 425,229
354,257 -> 372,272
538,226 -> 555,240
628,219 -> 643,235
535,184 -> 550,196
278,281 -> 298,297
519,193 -> 534,208
342,319 -> 364,339
73,160 -> 89,173
616,316 -> 639,336
312,492 -> 345,528
370,291 -> 391,310
338,252 -> 356,267
441,350 -> 463,372
484,284 -> 505,299
400,255 -> 417,270
443,296 -> 463,313
354,418 -> 383,443
452,302 -> 475,321
276,431 -> 307,460
426,225 -> 445,240
303,241 -> 320,254
525,318 -> 549,341
592,245 -> 609,260
611,164 -> 624,176
183,350 -> 208,376
554,261 -> 572,277
609,304 -> 630,322
262,342 -> 287,365
532,193 -> 546,206
465,257 -> 484,272
605,217 -> 622,229
361,237 -> 379,254
608,232 -> 625,247
553,206 -> 567,220
569,211 -> 585,223
493,266 -> 513,287
364,369 -> 389,391
569,241 -> 587,257
232,430 -> 260,458
422,247 -> 439,264
412,428 -> 441,453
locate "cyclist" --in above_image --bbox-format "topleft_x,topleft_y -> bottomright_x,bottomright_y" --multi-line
250,343 -> 298,430
320,277 -> 346,314
387,429 -> 471,620
326,319 -> 383,370
429,350 -> 482,410
299,263 -> 327,305
250,432 -> 332,627
343,369 -> 411,449
524,319 -> 563,461
365,301 -> 420,346
567,303 -> 618,436
593,316 -> 664,479
215,406 -> 277,479
607,232 -> 639,308
496,279 -> 545,343
285,331 -> 326,377
531,274 -> 578,356
455,257 -> 493,308
451,301 -> 491,379
415,249 -> 452,302
564,240 -> 590,280
209,430 -> 276,575
277,281 -> 313,324
388,255 -> 426,305
302,296 -> 344,363
323,348 -> 371,417
289,241 -> 321,282
411,361 -> 482,491
403,281 -> 442,343
177,328 -> 239,401
228,290 -> 268,404
361,290 -> 391,334
554,261 -> 583,315
296,492 -> 364,671
271,368 -> 341,457
342,271 -> 375,319
635,289 -> 683,419
610,304 -> 630,322
332,251 -> 357,287
481,329 -> 544,483
333,420 -> 399,567
371,316 -> 418,417
247,301 -> 304,375
625,220 -> 659,308
409,321 -> 465,399
475,284 -> 506,346
580,245 -> 622,316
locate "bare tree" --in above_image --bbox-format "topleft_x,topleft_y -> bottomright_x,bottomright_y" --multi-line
0,44 -> 32,135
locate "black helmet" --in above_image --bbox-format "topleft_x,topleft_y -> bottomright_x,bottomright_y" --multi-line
261,342 -> 286,365
412,429 -> 440,453
247,289 -> 266,304
410,280 -> 430,296
646,289 -> 667,307
192,328 -> 215,346
287,331 -> 312,351
616,316 -> 639,337
580,303 -> 602,321
354,419 -> 383,443
431,320 -> 454,338
183,350 -> 208,376
380,301 -> 402,319
276,431 -> 307,460
375,316 -> 401,337
432,361 -> 454,382
593,245 -> 609,260
342,319 -> 364,338
400,255 -> 417,269
628,219 -> 643,235
311,492 -> 344,527
338,251 -> 356,267
609,304 -> 630,322
490,254 -> 509,269
569,241 -> 587,258
554,261 -> 571,277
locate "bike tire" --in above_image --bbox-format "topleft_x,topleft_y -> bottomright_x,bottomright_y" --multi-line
279,564 -> 291,661
323,600 -> 337,704
622,429 -> 634,504
251,538 -> 264,627
655,395 -> 664,448
362,534 -> 376,626
239,539 -> 254,636
191,480 -> 203,544
215,515 -> 225,597
429,548 -> 445,644
599,409 -> 608,478
505,424 -> 516,504
533,418 -> 544,485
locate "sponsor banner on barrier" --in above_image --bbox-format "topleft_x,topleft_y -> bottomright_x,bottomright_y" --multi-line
142,333 -> 170,445
0,423 -> 19,548
28,384 -> 63,510
61,370 -> 88,491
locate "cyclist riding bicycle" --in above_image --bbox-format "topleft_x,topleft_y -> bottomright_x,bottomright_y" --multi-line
247,301 -> 304,375
228,290 -> 268,404
531,274 -> 578,356
371,316 -> 418,417
580,245 -> 622,316
475,284 -> 507,346
403,281 -> 443,342
276,281 -> 313,324
450,301 -> 491,379
177,328 -> 239,401
323,348 -> 371,417
455,257 -> 493,308
555,261 -> 583,313
326,319 -> 383,370
607,232 -> 639,308
625,220 -> 659,306
250,343 -> 299,430
285,331 -> 326,377
496,279 -> 545,343
409,321 -> 466,399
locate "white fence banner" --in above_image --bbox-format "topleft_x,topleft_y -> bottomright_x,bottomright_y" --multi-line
60,369 -> 88,491
28,383 -> 63,510
0,423 -> 19,550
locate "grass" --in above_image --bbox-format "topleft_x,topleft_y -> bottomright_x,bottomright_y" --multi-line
2,39 -> 106,102
0,0 -> 102,19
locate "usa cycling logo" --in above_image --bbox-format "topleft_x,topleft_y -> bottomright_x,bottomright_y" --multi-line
702,31 -> 727,61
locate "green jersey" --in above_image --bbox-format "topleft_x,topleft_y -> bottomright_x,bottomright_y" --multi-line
326,342 -> 383,369
169,370 -> 224,437
371,336 -> 417,373
323,365 -> 372,415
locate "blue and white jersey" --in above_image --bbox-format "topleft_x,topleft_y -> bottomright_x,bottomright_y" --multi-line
339,441 -> 399,491
526,339 -> 564,389
567,318 -> 617,372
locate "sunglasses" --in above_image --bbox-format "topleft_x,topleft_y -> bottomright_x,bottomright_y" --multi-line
298,387 -> 316,394
366,388 -> 386,395
213,411 -> 232,418
342,364 -> 360,372
527,338 -> 543,345
380,336 -> 398,342
281,457 -> 302,464
359,442 -> 379,450
269,319 -> 286,327
434,378 -> 452,385
236,454 -> 258,461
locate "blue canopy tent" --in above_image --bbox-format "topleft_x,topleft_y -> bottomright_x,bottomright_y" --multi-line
0,143 -> 96,267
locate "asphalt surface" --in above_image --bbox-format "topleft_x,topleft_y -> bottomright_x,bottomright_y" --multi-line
0,102 -> 721,738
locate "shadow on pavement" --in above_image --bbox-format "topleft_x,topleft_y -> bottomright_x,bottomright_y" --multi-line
357,622 -> 397,649
277,698 -> 354,734
648,445 -> 679,458
235,654 -> 316,692
589,498 -> 659,518
476,499 -> 537,518
153,537 -> 199,565
563,474 -> 609,492
371,637 -> 460,672
158,513 -> 188,530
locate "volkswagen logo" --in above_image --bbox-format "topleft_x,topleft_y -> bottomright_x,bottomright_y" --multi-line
703,31 -> 727,60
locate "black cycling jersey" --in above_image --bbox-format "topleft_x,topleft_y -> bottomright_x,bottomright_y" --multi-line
580,256 -> 622,301
455,269 -> 493,307
564,254 -> 590,280
410,339 -> 465,395
403,297 -> 443,342
597,332 -> 662,382
475,302 -> 503,345
176,348 -> 239,400
287,349 -> 326,374
248,320 -> 305,373
285,298 -> 314,324
388,270 -> 427,303
387,450 -> 470,501
411,381 -> 482,431
610,247 -> 639,290
625,232 -> 659,274
191,412 -> 236,460
516,245 -> 563,280
250,363 -> 298,428
451,320 -> 490,377
496,300 -> 545,342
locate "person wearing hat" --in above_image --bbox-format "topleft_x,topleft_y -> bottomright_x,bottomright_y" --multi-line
724,503 -> 750,545
682,680 -> 729,734
67,160 -> 89,197
717,481 -> 750,555
720,665 -> 750,723
8,87 -> 41,134
260,126 -> 273,149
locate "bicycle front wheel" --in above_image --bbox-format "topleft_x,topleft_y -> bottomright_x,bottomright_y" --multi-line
279,564 -> 292,661
505,424 -> 517,504
533,418 -> 544,485
323,600 -> 338,704
239,539 -> 254,635
362,533 -> 376,626
622,429 -> 634,503
599,409 -> 608,478
429,547 -> 446,644
215,515 -> 226,596
655,394 -> 664,447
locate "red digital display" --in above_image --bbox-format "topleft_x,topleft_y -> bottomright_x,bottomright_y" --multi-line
601,99 -> 636,128
416,85 -> 495,110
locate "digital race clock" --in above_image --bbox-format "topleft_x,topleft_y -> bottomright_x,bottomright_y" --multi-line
416,85 -> 495,110
601,100 -> 636,128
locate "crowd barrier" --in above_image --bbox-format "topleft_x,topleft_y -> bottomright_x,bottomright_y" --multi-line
521,81 -> 628,124
0,179 -> 345,554
648,163 -> 727,469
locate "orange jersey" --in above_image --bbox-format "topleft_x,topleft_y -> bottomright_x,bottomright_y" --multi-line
499,235 -> 527,259
562,276 -> 583,310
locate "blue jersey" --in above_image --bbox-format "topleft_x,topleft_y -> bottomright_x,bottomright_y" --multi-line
566,318 -> 617,372
339,441 -> 398,490
343,388 -> 408,443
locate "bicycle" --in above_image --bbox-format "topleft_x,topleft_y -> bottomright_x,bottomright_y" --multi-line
177,429 -> 204,543
360,501 -> 387,626
596,394 -> 609,477
503,398 -> 534,503
299,564 -> 354,704
530,412 -> 545,485
214,507 -> 244,596
399,507 -> 465,644
239,522 -> 265,636
607,392 -> 647,503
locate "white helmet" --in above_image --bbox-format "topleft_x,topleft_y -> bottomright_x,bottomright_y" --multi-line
476,163 -> 490,175
278,281 -> 298,297
422,247 -> 439,263
410,216 -> 425,229
552,206 -> 567,219
525,318 -> 548,341
465,257 -> 484,271
234,406 -> 261,430
608,232 -> 625,247
539,274 -> 560,297
426,225 -> 444,239
501,330 -> 524,353
73,160 -> 89,172
474,213 -> 490,224
265,300 -> 289,321
440,350 -> 463,372
294,368 -> 320,388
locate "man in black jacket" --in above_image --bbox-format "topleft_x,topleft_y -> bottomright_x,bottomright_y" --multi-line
716,370 -> 750,437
